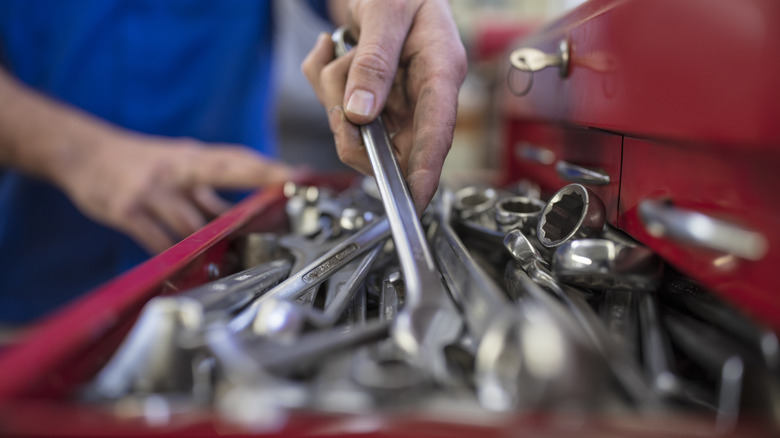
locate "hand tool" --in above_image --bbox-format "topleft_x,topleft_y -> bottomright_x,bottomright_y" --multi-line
86,260 -> 292,399
552,238 -> 663,292
504,229 -> 660,409
332,26 -> 463,384
537,184 -> 606,248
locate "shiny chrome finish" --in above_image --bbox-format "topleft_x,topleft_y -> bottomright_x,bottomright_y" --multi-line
504,230 -> 659,409
494,195 -> 546,234
537,184 -> 606,248
515,142 -> 556,165
509,40 -> 570,77
639,199 -> 768,261
333,26 -> 463,384
555,161 -> 611,186
453,185 -> 499,225
552,238 -> 663,291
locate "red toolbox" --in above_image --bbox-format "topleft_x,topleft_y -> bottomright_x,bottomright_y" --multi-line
1,0 -> 779,436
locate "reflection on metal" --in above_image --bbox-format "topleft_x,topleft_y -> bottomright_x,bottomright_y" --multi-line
516,142 -> 556,165
639,199 -> 768,261
508,39 -> 570,96
556,161 -> 611,185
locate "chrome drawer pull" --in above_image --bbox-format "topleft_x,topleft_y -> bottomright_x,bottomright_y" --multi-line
639,200 -> 768,261
516,142 -> 556,165
556,160 -> 611,185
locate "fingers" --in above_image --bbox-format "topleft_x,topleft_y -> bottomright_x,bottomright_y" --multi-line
302,33 -> 335,107
184,145 -> 294,189
304,34 -> 372,176
146,189 -> 207,240
405,74 -> 461,208
343,0 -> 419,124
191,185 -> 231,218
123,210 -> 176,254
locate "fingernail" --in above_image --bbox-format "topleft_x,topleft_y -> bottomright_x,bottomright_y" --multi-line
346,89 -> 375,117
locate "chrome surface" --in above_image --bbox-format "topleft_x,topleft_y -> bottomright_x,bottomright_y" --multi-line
639,199 -> 768,261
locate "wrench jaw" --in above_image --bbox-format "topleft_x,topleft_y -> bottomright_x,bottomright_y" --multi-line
552,238 -> 664,292
391,297 -> 464,387
482,272 -> 609,412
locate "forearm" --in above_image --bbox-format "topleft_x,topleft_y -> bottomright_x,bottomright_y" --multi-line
0,67 -> 116,187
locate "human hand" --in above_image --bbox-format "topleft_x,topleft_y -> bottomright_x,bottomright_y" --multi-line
303,0 -> 467,211
59,131 -> 293,253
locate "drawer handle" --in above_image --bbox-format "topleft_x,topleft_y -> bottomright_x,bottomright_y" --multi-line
516,142 -> 556,165
555,161 -> 611,185
639,199 -> 768,261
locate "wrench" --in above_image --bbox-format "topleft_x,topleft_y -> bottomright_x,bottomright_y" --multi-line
332,27 -> 463,384
85,259 -> 292,399
228,216 -> 391,334
244,245 -> 385,342
504,230 -> 660,409
431,188 -> 601,410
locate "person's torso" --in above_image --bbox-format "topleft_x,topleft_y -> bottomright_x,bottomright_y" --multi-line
0,0 -> 276,322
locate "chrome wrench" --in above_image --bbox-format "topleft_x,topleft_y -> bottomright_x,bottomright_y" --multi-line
332,27 -> 463,383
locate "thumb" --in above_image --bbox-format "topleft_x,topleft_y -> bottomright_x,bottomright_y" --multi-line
343,3 -> 416,124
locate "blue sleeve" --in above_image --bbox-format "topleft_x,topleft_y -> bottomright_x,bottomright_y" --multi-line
305,0 -> 331,23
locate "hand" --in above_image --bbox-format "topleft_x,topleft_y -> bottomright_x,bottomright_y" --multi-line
303,0 -> 467,210
59,131 -> 293,253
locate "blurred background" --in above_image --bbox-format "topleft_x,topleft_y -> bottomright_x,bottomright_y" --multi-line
274,0 -> 587,179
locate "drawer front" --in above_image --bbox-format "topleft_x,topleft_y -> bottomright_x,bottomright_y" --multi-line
619,137 -> 780,329
502,120 -> 622,225
501,0 -> 780,150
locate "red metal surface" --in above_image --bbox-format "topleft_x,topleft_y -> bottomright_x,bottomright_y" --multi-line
618,137 -> 780,332
502,0 -> 780,150
0,186 -> 286,403
501,121 -> 622,224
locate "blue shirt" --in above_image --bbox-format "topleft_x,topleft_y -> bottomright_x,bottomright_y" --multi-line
0,0 -> 280,322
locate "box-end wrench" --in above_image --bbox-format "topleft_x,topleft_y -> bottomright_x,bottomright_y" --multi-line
332,27 -> 463,384
431,188 -> 602,410
504,230 -> 661,410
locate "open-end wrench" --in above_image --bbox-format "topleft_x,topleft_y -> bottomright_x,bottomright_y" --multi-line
243,245 -> 385,342
504,230 -> 660,409
332,27 -> 463,384
85,259 -> 292,399
552,238 -> 664,292
228,216 -> 391,334
431,188 -> 602,410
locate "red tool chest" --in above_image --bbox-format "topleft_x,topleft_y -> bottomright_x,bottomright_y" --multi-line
1,0 -> 779,436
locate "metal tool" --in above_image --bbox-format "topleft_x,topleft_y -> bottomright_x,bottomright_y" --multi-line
503,230 -> 659,408
537,184 -> 606,248
350,271 -> 428,397
243,245 -> 385,342
85,260 -> 292,399
332,26 -> 463,384
432,188 -> 600,409
453,185 -> 499,228
637,292 -> 717,411
552,238 -> 664,292
494,195 -> 546,234
248,216 -> 391,305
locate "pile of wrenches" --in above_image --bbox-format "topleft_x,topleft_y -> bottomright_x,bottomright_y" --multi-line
81,178 -> 780,432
